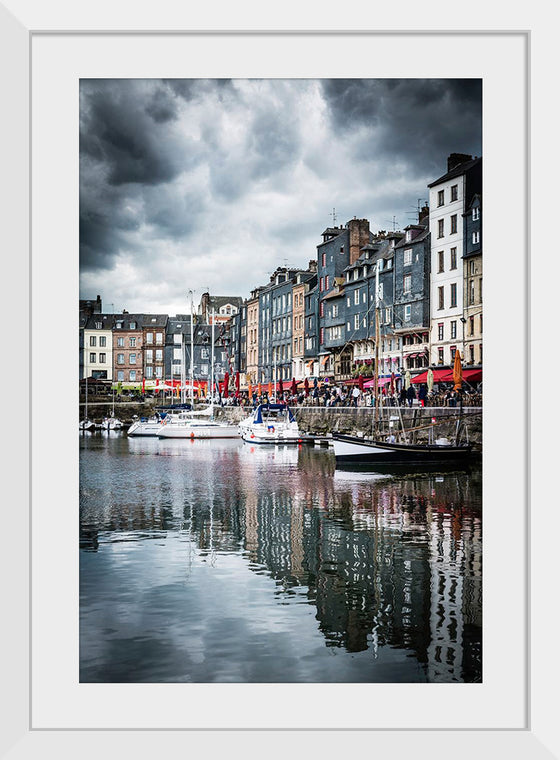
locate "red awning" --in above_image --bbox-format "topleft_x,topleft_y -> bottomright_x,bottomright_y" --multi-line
462,369 -> 482,383
411,369 -> 453,384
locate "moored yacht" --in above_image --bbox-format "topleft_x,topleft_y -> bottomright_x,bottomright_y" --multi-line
240,403 -> 301,444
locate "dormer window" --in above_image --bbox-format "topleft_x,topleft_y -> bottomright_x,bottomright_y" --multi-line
472,207 -> 480,221
94,321 -> 102,329
353,269 -> 358,281
378,259 -> 384,271
130,321 -> 137,329
405,230 -> 412,242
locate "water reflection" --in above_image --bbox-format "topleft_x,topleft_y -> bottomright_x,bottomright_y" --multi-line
80,435 -> 481,683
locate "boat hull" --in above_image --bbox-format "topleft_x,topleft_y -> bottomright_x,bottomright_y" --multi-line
332,434 -> 475,464
241,429 -> 302,444
158,424 -> 240,439
127,421 -> 164,436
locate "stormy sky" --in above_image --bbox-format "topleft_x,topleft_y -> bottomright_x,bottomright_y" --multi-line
79,78 -> 482,316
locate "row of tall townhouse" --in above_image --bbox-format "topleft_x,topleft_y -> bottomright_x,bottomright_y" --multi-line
79,294 -> 243,385
230,153 -> 482,387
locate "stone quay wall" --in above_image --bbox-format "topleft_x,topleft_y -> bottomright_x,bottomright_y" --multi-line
80,399 -> 482,447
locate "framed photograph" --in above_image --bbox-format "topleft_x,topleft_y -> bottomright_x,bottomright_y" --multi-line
3,1 -> 554,757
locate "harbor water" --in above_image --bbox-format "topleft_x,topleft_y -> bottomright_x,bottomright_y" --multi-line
80,433 -> 482,683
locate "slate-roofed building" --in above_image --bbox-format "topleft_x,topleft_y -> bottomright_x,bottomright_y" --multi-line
83,313 -> 114,380
428,153 -> 482,368
113,313 -> 144,385
292,268 -> 317,381
142,314 -> 168,382
462,193 -> 482,368
199,293 -> 243,325
316,218 -> 374,379
393,218 -> 431,374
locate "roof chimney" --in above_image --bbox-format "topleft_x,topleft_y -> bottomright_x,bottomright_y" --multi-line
447,153 -> 473,172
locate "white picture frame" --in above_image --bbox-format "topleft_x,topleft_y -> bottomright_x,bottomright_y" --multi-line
2,0 -> 555,756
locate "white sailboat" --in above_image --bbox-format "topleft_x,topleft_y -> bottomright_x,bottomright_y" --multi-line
101,386 -> 124,430
157,307 -> 240,440
79,376 -> 95,431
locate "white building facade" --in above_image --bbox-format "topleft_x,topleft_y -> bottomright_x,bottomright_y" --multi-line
428,155 -> 482,367
83,314 -> 114,380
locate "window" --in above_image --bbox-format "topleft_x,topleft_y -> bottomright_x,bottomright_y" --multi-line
146,350 -> 153,363
469,279 -> 475,305
354,314 -> 360,330
346,297 -> 351,308
472,207 -> 480,221
129,370 -> 136,381
89,336 -> 96,347
89,353 -> 96,363
405,230 -> 412,242
99,336 -> 106,347
320,328 -> 324,344
469,260 -> 476,275
117,370 -> 125,381
117,336 -> 124,347
450,282 -> 457,308
438,347 -> 444,365
438,322 -> 444,340
354,289 -> 360,305
99,353 -> 106,363
438,286 -> 444,310
472,231 -> 480,245
146,332 -> 153,344
384,307 -> 391,324
320,277 -> 324,292
129,337 -> 136,347
451,184 -> 458,202
437,190 -> 444,206
403,274 -> 412,294
450,247 -> 457,269
130,353 -> 136,364
450,346 -> 457,361
156,350 -> 163,362
325,275 -> 329,290
322,252 -> 326,267
450,321 -> 457,339
469,345 -> 475,364
450,215 -> 457,234
155,366 -> 162,378
438,219 -> 444,238
95,321 -> 102,329
332,304 -> 338,318
130,321 -> 137,329
404,305 -> 411,322
404,248 -> 412,266
438,251 -> 444,273
174,333 -> 182,344
115,322 -> 123,329
469,316 -> 475,336
117,353 -> 125,364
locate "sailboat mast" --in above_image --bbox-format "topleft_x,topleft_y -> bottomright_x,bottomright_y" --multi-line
180,333 -> 185,405
190,292 -> 195,408
211,308 -> 215,415
374,260 -> 380,430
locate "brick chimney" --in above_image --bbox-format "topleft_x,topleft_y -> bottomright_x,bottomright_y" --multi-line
348,218 -> 370,265
447,153 -> 473,172
419,204 -> 430,225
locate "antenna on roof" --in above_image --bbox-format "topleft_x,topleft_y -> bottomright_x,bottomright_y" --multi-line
330,207 -> 337,226
385,216 -> 399,231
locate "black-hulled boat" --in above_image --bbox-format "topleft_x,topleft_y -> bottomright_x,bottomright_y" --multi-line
332,432 -> 476,465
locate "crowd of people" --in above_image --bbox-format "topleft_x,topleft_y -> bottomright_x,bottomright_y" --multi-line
212,381 -> 482,409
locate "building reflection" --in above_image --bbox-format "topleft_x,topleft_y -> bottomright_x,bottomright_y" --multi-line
80,442 -> 482,681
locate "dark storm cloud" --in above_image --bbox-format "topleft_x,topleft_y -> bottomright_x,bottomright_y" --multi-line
321,79 -> 482,176
80,78 -> 482,312
80,80 -> 183,186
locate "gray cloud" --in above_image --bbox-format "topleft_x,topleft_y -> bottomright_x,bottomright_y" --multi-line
80,78 -> 481,314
